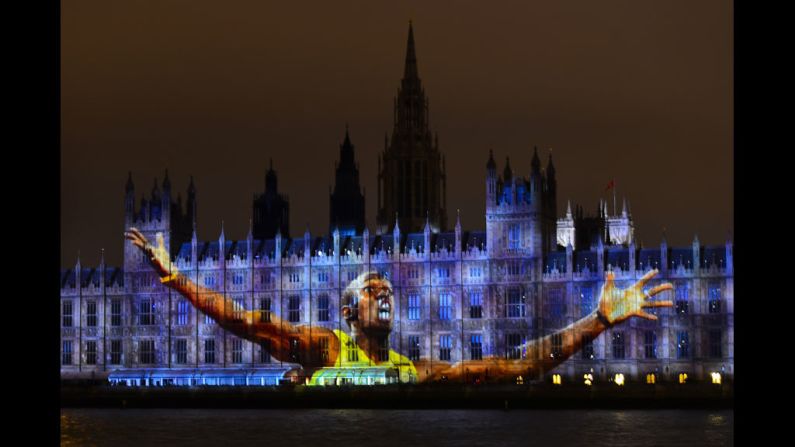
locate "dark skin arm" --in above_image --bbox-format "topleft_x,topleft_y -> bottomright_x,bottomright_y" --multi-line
418,270 -> 673,382
125,228 -> 341,368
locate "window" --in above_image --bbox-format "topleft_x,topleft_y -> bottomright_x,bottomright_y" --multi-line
232,274 -> 244,286
551,333 -> 563,359
677,331 -> 690,359
469,266 -> 481,278
506,333 -> 524,360
377,336 -> 389,362
110,340 -> 122,365
408,268 -> 419,279
62,301 -> 73,327
111,299 -> 122,327
408,336 -> 420,362
347,339 -> 359,362
318,271 -> 329,283
581,336 -> 594,359
260,297 -> 272,323
139,299 -> 155,326
139,339 -> 155,364
508,223 -> 520,249
507,262 -> 520,276
440,335 -> 452,361
86,301 -> 97,327
260,273 -> 271,285
288,296 -> 300,323
175,339 -> 187,364
347,270 -> 356,282
408,293 -> 421,320
549,289 -> 565,318
317,337 -> 329,363
708,282 -> 722,314
612,331 -> 625,359
232,338 -> 243,363
204,339 -> 216,364
62,340 -> 73,365
507,289 -> 525,318
317,294 -> 330,322
204,312 -> 215,325
675,284 -> 689,315
204,275 -> 216,287
709,329 -> 722,358
580,287 -> 594,317
85,341 -> 97,365
470,335 -> 483,360
439,293 -> 452,320
437,267 -> 450,278
176,300 -> 189,325
232,298 -> 245,322
644,331 -> 657,359
469,292 -> 483,319
259,340 -> 271,363
289,272 -> 300,283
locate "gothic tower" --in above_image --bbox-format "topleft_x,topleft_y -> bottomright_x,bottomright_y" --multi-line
253,160 -> 290,239
329,125 -> 365,236
377,22 -> 447,234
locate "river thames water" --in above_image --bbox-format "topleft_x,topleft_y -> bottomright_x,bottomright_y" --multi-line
61,408 -> 732,446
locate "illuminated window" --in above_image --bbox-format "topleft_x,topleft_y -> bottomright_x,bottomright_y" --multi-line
469,292 -> 483,319
583,373 -> 593,386
709,329 -> 722,358
552,374 -> 562,385
549,289 -> 565,318
711,372 -> 722,385
708,282 -> 722,313
644,331 -> 657,359
62,340 -> 73,365
288,296 -> 300,323
259,340 -> 271,364
110,339 -> 122,365
508,223 -> 521,249
677,331 -> 690,359
377,336 -> 389,362
232,298 -> 245,322
581,336 -> 594,360
232,338 -> 243,363
678,372 -> 688,384
139,339 -> 155,364
470,334 -> 483,360
62,301 -> 73,327
439,293 -> 452,320
506,333 -> 524,359
614,373 -> 625,386
440,335 -> 452,361
317,294 -> 330,322
612,331 -> 625,359
317,337 -> 329,363
347,339 -> 359,362
408,336 -> 420,362
259,297 -> 272,323
175,339 -> 187,364
111,299 -> 122,327
85,340 -> 97,365
176,300 -> 189,326
408,293 -> 421,320
204,312 -> 215,325
550,333 -> 563,359
646,373 -> 657,384
507,289 -> 525,318
86,301 -> 97,327
580,287 -> 594,317
204,339 -> 216,364
675,284 -> 689,315
139,299 -> 155,326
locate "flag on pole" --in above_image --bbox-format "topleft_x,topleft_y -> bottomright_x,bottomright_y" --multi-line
605,179 -> 615,191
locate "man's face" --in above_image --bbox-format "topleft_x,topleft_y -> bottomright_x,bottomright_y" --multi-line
356,277 -> 394,335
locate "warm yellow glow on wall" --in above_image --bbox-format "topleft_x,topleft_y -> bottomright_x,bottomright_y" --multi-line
711,372 -> 721,384
552,374 -> 562,385
614,373 -> 625,386
679,373 -> 688,384
583,373 -> 593,386
516,375 -> 524,385
646,373 -> 656,384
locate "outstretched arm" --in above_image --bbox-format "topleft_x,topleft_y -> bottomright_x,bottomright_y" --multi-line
424,269 -> 673,382
124,228 -> 339,367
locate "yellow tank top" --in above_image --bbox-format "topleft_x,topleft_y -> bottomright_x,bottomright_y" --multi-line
307,329 -> 417,385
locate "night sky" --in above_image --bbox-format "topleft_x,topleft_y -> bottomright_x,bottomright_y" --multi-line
61,0 -> 732,268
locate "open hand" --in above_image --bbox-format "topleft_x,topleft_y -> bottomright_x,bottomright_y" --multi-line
598,269 -> 673,325
124,227 -> 176,278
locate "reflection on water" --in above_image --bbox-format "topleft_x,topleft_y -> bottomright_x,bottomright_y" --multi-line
61,408 -> 733,447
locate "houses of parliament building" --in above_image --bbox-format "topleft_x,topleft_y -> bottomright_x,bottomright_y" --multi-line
61,24 -> 733,387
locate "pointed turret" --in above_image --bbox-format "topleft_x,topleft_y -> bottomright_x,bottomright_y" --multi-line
455,209 -> 462,255
162,169 -> 171,191
622,197 -> 628,217
503,157 -> 512,182
566,200 -> 573,218
531,146 -> 541,174
486,149 -> 496,172
125,172 -> 134,193
392,213 -> 401,256
404,20 -> 418,80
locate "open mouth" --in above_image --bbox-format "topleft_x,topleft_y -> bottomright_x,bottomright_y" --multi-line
378,298 -> 391,320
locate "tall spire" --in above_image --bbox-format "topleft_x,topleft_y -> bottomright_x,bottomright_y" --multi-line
404,21 -> 418,79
